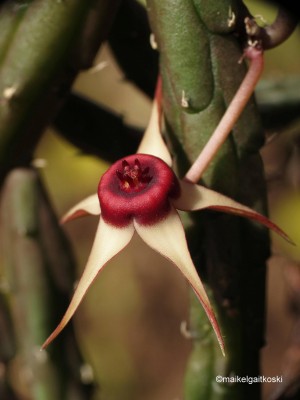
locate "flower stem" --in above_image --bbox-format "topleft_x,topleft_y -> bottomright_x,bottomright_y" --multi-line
184,45 -> 264,183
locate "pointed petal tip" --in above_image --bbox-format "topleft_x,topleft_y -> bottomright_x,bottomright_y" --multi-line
41,314 -> 73,349
175,181 -> 293,246
221,345 -> 226,357
195,289 -> 225,356
60,210 -> 88,225
270,224 -> 295,246
206,312 -> 225,356
137,99 -> 172,166
210,205 -> 294,245
60,194 -> 101,225
219,338 -> 226,357
41,305 -> 81,349
42,219 -> 134,348
41,329 -> 60,350
134,209 -> 225,355
212,315 -> 225,356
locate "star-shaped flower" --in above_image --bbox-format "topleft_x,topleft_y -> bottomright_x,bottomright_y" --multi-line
42,95 -> 290,355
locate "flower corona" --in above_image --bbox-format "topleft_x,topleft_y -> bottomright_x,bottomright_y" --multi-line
98,154 -> 180,227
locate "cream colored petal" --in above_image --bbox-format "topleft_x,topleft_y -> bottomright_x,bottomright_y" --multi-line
137,99 -> 172,166
173,180 -> 244,211
174,181 -> 292,243
61,194 -> 100,224
41,219 -> 134,349
134,208 -> 225,355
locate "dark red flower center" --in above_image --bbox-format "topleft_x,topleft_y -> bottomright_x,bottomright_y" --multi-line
116,159 -> 152,192
98,154 -> 180,227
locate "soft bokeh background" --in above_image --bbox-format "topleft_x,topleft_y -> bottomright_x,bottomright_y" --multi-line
34,1 -> 300,398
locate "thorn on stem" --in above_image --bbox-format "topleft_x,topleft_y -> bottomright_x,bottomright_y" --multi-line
180,321 -> 200,339
181,90 -> 190,108
227,6 -> 236,28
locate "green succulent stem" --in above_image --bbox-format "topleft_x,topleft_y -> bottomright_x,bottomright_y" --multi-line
0,1 -> 122,397
147,0 -> 269,399
0,168 -> 92,399
0,0 -> 120,179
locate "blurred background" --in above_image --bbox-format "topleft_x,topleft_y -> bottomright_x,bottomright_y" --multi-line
32,1 -> 300,399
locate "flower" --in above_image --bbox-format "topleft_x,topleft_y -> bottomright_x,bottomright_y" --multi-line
41,95 -> 290,355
